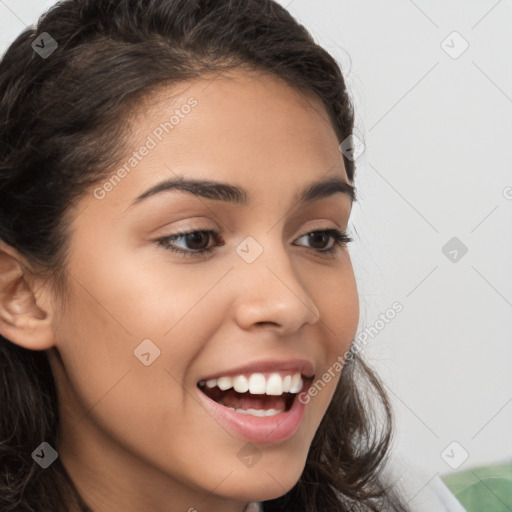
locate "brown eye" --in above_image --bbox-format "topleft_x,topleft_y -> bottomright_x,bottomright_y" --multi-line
156,229 -> 221,257
295,229 -> 352,255
183,231 -> 211,250
306,232 -> 331,250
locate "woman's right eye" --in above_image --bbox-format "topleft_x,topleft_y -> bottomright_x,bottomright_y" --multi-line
155,229 -> 222,257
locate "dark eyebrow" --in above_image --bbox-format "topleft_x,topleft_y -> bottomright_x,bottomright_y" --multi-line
298,176 -> 356,204
131,177 -> 248,206
129,175 -> 355,208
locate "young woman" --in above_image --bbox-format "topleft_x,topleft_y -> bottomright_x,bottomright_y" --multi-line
0,1 -> 457,510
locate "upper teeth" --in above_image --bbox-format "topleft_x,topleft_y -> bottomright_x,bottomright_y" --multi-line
201,372 -> 304,395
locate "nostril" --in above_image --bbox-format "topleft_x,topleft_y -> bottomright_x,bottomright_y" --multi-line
254,321 -> 280,328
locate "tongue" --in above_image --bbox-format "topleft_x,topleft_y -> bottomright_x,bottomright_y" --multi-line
205,387 -> 288,411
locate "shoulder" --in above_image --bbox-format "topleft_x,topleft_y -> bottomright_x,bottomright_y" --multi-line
441,459 -> 512,512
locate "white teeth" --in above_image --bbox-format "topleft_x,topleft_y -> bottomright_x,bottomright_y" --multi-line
264,408 -> 283,417
290,373 -> 303,393
233,375 -> 249,393
234,408 -> 284,417
217,376 -> 233,391
248,373 -> 267,394
200,372 -> 305,396
266,373 -> 284,395
282,375 -> 292,393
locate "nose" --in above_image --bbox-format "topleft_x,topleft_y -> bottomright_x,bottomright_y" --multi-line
231,241 -> 321,336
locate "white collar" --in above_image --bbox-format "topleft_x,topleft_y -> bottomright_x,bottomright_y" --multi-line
244,503 -> 262,512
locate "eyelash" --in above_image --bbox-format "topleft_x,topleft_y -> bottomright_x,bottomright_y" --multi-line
155,228 -> 352,258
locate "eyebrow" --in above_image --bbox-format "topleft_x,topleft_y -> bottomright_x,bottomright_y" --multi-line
130,175 -> 356,208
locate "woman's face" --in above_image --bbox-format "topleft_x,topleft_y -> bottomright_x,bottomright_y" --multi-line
48,70 -> 359,511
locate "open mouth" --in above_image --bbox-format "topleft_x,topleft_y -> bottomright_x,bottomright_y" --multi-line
197,372 -> 311,417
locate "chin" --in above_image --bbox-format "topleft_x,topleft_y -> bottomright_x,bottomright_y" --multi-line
221,456 -> 306,502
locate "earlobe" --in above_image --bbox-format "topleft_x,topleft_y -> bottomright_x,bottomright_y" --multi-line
0,241 -> 55,351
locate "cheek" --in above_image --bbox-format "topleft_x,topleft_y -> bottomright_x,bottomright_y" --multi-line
108,251 -> 230,333
309,257 -> 359,351
52,272 -> 231,485
67,236 -> 228,346
302,258 -> 358,409
54,244 -> 232,419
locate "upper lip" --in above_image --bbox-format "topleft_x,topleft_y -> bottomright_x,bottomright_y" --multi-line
198,358 -> 315,382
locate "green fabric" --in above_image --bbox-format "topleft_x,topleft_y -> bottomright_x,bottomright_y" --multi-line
442,461 -> 512,512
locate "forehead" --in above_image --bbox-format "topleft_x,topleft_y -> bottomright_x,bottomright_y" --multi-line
79,69 -> 350,219
137,70 -> 343,165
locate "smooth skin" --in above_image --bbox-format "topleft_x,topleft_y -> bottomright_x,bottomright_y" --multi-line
0,70 -> 359,512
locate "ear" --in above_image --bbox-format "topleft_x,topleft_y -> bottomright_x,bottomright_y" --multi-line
0,240 -> 56,351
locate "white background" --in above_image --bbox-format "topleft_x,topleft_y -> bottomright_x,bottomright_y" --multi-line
1,0 -> 511,488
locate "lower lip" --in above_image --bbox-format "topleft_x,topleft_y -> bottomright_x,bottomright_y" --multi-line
196,382 -> 310,444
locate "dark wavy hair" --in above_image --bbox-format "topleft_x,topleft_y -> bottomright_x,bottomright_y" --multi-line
0,0 -> 409,510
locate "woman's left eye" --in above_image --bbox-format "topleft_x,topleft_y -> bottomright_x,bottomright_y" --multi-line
155,228 -> 352,258
295,229 -> 352,255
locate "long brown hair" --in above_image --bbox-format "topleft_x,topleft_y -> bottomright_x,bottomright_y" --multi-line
0,1 -> 408,510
